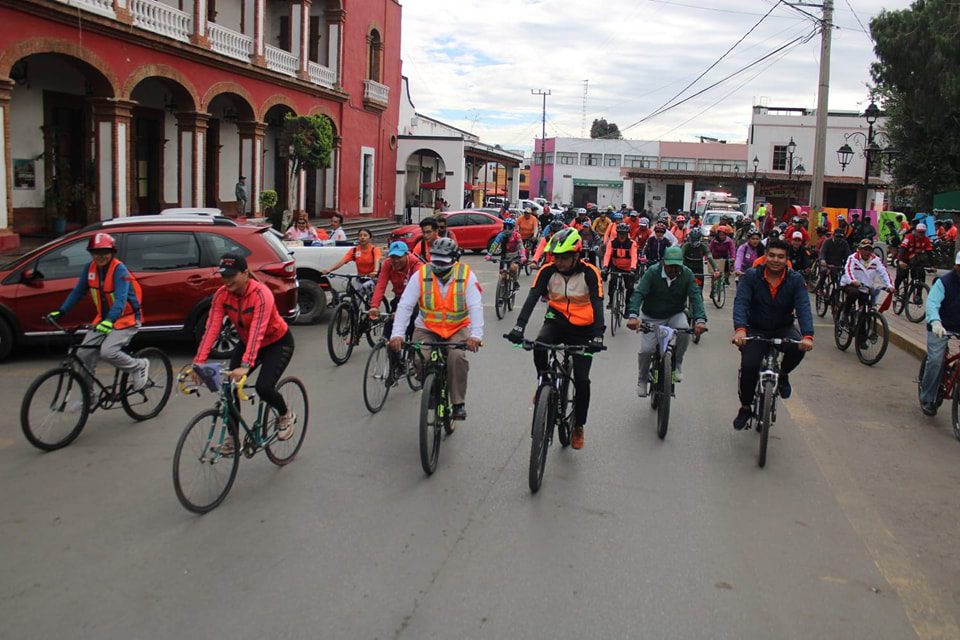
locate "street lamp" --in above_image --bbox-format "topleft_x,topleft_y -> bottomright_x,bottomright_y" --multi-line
836,101 -> 887,210
837,143 -> 854,170
752,155 -> 759,180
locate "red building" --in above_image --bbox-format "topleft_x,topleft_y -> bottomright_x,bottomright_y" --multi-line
0,0 -> 402,250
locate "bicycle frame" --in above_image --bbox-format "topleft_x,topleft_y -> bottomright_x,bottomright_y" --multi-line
206,378 -> 276,456
49,322 -> 131,411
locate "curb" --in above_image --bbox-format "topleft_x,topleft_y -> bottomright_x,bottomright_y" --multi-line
888,325 -> 926,361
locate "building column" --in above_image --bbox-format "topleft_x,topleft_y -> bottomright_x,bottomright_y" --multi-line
91,99 -> 134,220
294,0 -> 312,80
0,80 -> 17,250
332,136 -> 341,212
191,0 -> 209,47
746,182 -> 756,213
325,8 -> 344,88
622,178 -> 634,209
509,166 -> 521,205
176,112 -> 209,208
682,179 -> 694,213
251,0 -> 266,65
238,121 -> 266,216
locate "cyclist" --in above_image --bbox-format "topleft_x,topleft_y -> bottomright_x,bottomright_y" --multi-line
644,222 -> 672,264
194,253 -> 296,447
435,217 -> 459,245
507,228 -> 604,450
734,230 -> 763,277
920,250 -> 960,415
941,218 -> 957,257
627,211 -> 641,238
681,228 -> 719,292
632,216 -> 653,247
532,215 -> 568,263
835,214 -> 853,242
370,241 -> 423,378
786,217 -> 809,244
602,211 -> 625,245
731,239 -> 815,431
787,231 -> 814,277
579,219 -> 601,266
517,207 -> 540,252
709,225 -> 736,283
671,215 -> 688,244
814,228 -> 852,294
593,207 -> 612,239
603,223 -> 638,308
839,238 -> 893,320
896,222 -> 933,292
322,227 -> 382,277
487,217 -> 526,290
389,237 -> 483,423
413,217 -> 442,262
47,232 -> 149,393
626,245 -> 707,396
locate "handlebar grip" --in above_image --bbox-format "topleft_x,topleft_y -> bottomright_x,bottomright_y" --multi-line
236,374 -> 250,402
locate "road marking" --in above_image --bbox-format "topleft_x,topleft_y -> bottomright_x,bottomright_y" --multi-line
787,396 -> 960,640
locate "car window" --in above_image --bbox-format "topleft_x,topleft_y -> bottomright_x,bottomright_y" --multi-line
445,214 -> 470,227
198,232 -> 251,267
468,213 -> 494,226
123,233 -> 201,271
34,239 -> 90,280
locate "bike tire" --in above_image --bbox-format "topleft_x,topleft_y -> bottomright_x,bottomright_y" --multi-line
815,289 -> 829,317
405,347 -> 425,392
21,367 -> 91,451
419,372 -> 442,475
529,384 -> 553,493
855,311 -> 889,366
712,277 -> 726,309
362,342 -> 392,414
557,372 -> 574,448
649,357 -> 659,410
326,302 -> 356,365
172,408 -> 239,514
952,388 -> 960,442
905,283 -> 929,323
657,355 -> 671,439
265,377 -> 309,465
365,301 -> 389,347
495,279 -> 507,320
121,347 -> 173,421
834,307 -> 854,351
892,282 -> 907,315
609,280 -> 619,336
507,277 -> 517,311
757,380 -> 775,468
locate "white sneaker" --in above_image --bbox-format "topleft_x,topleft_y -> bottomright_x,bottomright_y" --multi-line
637,384 -> 649,398
131,358 -> 150,392
66,399 -> 85,413
276,412 -> 296,441
674,369 -> 683,383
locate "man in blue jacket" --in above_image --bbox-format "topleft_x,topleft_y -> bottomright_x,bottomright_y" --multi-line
919,251 -> 960,416
731,238 -> 815,430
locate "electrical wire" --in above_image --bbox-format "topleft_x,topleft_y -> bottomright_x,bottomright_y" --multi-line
842,0 -> 873,40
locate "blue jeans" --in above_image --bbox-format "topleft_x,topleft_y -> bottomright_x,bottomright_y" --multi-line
920,331 -> 949,406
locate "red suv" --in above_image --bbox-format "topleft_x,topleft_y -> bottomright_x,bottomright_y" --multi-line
0,214 -> 298,360
389,210 -> 504,252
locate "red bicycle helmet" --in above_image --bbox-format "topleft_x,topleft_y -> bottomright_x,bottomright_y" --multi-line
87,233 -> 117,251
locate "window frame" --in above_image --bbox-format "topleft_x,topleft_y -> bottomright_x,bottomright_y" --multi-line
360,146 -> 375,214
121,232 -> 202,272
772,145 -> 788,171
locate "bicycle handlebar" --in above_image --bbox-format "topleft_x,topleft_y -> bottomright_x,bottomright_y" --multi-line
503,336 -> 607,353
406,340 -> 471,350
638,322 -> 699,335
744,336 -> 803,345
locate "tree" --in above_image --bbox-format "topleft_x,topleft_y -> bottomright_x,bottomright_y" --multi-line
871,0 -> 960,209
590,118 -> 622,139
279,114 -> 335,226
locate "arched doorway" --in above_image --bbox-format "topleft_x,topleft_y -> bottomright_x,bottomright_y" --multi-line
205,92 -> 255,212
304,114 -> 338,217
263,103 -> 296,217
404,149 -> 446,212
7,53 -> 115,231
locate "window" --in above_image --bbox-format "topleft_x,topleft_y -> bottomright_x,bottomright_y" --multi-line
772,145 -> 787,171
696,160 -> 748,173
360,147 -> 375,213
199,232 -> 250,268
661,158 -> 694,171
34,240 -> 89,281
605,154 -> 621,168
519,174 -> 527,184
446,213 -> 470,227
624,155 -> 657,168
468,213 -> 494,225
123,233 -> 200,271
581,153 -> 601,167
557,152 -> 577,165
368,29 -> 383,82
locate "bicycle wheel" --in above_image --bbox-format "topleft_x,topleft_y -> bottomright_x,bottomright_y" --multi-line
529,384 -> 553,493
952,390 -> 960,442
507,276 -> 517,311
121,347 -> 173,421
495,278 -> 507,320
905,283 -> 929,323
172,408 -> 239,514
834,307 -> 854,351
712,277 -> 726,309
609,281 -> 619,336
657,354 -> 671,440
362,342 -> 392,414
326,302 -> 356,365
419,372 -> 442,475
815,286 -> 829,317
892,282 -> 907,315
757,380 -> 775,468
21,368 -> 91,451
855,311 -> 889,366
405,347 -> 425,391
649,356 -> 660,410
265,377 -> 309,466
557,372 -> 574,448
364,301 -> 389,347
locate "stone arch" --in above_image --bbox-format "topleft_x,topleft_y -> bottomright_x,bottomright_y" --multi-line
0,38 -> 118,95
200,81 -> 255,115
306,105 -> 340,137
258,94 -> 299,121
122,64 -> 200,110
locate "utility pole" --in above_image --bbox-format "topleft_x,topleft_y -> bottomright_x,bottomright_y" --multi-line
808,0 -> 834,222
532,89 -> 551,200
581,80 -> 589,138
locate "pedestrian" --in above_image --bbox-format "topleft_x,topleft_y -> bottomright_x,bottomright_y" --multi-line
235,176 -> 247,217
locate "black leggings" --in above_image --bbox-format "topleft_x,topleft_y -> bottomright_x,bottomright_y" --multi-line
533,320 -> 594,427
738,326 -> 804,406
230,330 -> 295,416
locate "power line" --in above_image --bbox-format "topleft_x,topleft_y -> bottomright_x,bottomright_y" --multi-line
647,0 -> 802,18
842,0 -> 872,40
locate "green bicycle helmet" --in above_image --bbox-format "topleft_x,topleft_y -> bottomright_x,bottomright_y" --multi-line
546,227 -> 583,254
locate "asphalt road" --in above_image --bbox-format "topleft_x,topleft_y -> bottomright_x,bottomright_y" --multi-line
1,256 -> 959,640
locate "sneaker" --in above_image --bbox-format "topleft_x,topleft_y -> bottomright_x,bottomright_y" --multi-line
451,404 -> 467,421
921,403 -> 937,417
276,412 -> 296,441
131,358 -> 150,392
637,384 -> 649,398
674,366 -> 683,383
733,406 -> 752,431
779,374 -> 792,399
571,425 -> 584,449
217,435 -> 237,456
512,281 -> 521,292
65,399 -> 85,413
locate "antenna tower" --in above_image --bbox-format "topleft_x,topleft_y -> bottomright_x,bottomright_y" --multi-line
581,79 -> 589,138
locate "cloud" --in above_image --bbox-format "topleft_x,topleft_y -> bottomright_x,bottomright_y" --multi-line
400,0 -> 911,151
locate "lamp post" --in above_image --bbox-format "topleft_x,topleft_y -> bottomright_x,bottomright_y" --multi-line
837,101 -> 885,211
787,137 -> 797,179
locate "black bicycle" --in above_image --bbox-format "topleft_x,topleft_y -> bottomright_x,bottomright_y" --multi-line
815,266 -> 843,318
640,322 -> 697,440
742,336 -> 802,468
414,341 -> 467,475
709,259 -> 727,309
522,238 -> 538,276
325,273 -> 388,365
494,258 -> 520,320
512,339 -> 604,493
892,261 -> 934,323
20,319 -> 173,451
362,327 -> 425,414
607,270 -> 631,336
833,285 -> 890,365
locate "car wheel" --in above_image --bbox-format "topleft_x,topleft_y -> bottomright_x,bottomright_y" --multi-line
194,310 -> 240,360
0,317 -> 13,361
294,279 -> 327,325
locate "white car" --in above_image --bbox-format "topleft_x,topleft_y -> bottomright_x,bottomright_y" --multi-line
701,210 -> 745,238
280,240 -> 360,324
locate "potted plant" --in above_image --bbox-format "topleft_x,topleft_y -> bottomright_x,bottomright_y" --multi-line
259,189 -> 279,230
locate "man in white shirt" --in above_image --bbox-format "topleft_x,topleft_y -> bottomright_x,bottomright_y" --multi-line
329,213 -> 348,243
839,238 -> 893,316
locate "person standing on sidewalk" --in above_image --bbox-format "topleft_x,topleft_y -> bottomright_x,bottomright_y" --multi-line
919,251 -> 960,416
235,177 -> 247,217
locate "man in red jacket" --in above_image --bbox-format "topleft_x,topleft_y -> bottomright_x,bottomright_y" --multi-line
370,241 -> 422,377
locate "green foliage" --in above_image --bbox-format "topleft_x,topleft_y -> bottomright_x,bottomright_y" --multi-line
871,0 -> 960,209
590,118 -> 622,140
259,189 -> 278,211
281,114 -> 335,172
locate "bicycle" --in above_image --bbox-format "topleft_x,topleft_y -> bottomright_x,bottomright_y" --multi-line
20,319 -> 172,451
833,285 -> 890,365
172,363 -> 308,513
325,273 -> 388,365
892,262 -> 934,323
916,333 -> 960,441
640,322 -> 697,440
494,258 -> 520,320
521,238 -> 538,276
362,322 -> 425,414
742,336 -> 802,468
815,266 -> 843,318
709,259 -> 727,309
511,339 -> 604,493
413,340 -> 467,476
606,270 -> 631,336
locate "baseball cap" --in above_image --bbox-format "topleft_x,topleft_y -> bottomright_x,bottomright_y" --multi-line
387,241 -> 409,257
639,218 -> 649,227
791,231 -> 803,240
663,246 -> 684,266
218,253 -> 248,276
858,238 -> 874,248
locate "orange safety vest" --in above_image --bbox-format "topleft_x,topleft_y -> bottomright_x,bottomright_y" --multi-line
88,259 -> 143,329
418,263 -> 471,339
545,261 -> 601,327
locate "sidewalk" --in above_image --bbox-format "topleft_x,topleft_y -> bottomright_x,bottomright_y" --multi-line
882,262 -> 935,361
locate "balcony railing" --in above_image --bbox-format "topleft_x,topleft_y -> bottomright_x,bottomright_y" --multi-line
56,0 -> 115,18
131,0 -> 192,43
308,62 -> 337,89
363,79 -> 390,106
265,45 -> 298,77
209,23 -> 253,62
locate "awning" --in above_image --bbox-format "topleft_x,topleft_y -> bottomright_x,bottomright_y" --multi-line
419,179 -> 445,189
464,182 -> 482,191
573,178 -> 624,188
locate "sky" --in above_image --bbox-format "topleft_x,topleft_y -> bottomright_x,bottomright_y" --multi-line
399,0 -> 914,152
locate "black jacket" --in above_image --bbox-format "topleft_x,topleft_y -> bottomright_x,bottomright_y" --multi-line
819,237 -> 851,267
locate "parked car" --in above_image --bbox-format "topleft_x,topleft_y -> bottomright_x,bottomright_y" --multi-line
280,241 -> 359,325
701,210 -> 745,238
0,214 -> 298,361
388,210 -> 504,252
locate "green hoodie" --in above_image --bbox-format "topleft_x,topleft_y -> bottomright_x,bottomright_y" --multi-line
626,262 -> 707,322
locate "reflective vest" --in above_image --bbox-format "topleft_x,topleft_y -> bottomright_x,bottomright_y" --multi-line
88,259 -> 143,329
418,263 -> 471,339
609,239 -> 635,271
